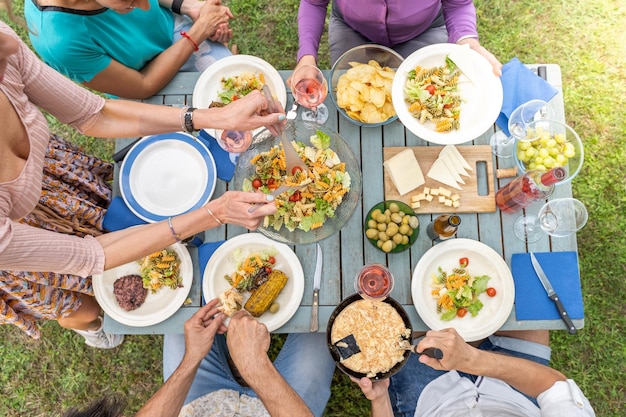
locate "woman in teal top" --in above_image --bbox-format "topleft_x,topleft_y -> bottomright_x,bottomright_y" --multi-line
25,0 -> 234,99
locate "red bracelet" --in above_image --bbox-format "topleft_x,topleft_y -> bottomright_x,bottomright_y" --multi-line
180,31 -> 199,51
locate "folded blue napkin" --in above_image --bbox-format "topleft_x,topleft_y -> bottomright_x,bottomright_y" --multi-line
495,57 -> 559,136
198,240 -> 226,304
198,130 -> 236,182
103,196 -> 147,231
511,251 -> 584,320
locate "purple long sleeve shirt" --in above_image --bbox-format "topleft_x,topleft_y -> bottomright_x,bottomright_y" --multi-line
297,0 -> 478,62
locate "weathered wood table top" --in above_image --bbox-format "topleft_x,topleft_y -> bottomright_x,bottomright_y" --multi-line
104,65 -> 583,334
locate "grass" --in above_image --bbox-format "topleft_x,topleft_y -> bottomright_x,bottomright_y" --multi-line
1,0 -> 625,415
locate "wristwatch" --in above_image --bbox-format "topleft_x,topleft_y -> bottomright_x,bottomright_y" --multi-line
183,107 -> 197,133
171,0 -> 183,15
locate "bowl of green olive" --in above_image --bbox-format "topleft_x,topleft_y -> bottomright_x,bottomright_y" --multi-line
364,201 -> 419,253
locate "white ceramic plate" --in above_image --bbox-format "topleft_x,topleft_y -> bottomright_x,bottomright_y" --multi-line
202,233 -> 304,331
392,43 -> 503,145
192,55 -> 287,138
411,238 -> 514,342
93,243 -> 193,327
119,132 -> 216,223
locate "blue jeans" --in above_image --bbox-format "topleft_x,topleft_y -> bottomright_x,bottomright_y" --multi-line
163,332 -> 336,417
388,335 -> 552,417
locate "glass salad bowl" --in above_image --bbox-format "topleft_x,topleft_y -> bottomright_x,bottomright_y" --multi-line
232,120 -> 362,245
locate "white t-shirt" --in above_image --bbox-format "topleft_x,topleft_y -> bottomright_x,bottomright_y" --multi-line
414,371 -> 595,417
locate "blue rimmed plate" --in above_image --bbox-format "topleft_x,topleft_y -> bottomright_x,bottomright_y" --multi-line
119,132 -> 216,223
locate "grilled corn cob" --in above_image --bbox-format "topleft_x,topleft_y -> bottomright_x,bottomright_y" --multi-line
244,270 -> 288,317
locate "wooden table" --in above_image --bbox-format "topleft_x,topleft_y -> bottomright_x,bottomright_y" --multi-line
104,65 -> 583,334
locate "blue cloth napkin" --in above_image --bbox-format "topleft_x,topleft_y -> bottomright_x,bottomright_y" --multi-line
103,196 -> 147,231
198,240 -> 226,304
198,130 -> 237,182
496,57 -> 559,136
511,251 -> 584,320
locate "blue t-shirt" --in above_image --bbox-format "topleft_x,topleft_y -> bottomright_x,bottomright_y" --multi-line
25,0 -> 174,83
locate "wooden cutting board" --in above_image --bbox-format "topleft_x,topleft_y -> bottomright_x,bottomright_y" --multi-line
383,145 -> 496,213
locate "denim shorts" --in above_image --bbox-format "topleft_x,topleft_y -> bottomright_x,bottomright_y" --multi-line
388,335 -> 552,417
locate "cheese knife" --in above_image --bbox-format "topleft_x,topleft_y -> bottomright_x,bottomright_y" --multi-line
310,243 -> 322,332
529,252 -> 577,334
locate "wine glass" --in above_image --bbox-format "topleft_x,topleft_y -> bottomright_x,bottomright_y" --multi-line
290,64 -> 329,124
514,197 -> 588,242
215,129 -> 253,153
490,99 -> 555,158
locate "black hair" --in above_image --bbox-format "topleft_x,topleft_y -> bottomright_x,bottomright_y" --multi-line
62,397 -> 127,417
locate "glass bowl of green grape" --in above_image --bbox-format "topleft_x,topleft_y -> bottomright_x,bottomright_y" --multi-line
513,119 -> 584,185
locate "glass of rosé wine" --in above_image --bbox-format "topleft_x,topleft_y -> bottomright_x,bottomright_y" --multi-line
290,64 -> 329,124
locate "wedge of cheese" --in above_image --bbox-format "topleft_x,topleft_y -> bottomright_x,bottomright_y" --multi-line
427,158 -> 462,190
440,152 -> 465,184
384,149 -> 425,196
443,145 -> 473,172
440,147 -> 470,177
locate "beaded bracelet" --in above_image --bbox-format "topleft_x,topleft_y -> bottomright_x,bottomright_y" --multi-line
206,207 -> 224,225
180,31 -> 199,51
167,217 -> 181,242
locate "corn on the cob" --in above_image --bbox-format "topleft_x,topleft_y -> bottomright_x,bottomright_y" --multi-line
244,270 -> 288,317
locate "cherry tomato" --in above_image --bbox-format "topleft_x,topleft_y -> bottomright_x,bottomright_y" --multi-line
456,308 -> 468,318
268,256 -> 276,264
459,257 -> 469,268
251,178 -> 262,189
425,85 -> 436,95
266,178 -> 276,190
486,287 -> 497,297
291,166 -> 303,175
264,266 -> 272,274
288,191 -> 302,202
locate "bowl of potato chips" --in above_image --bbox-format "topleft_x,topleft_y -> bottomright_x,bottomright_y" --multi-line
330,44 -> 404,126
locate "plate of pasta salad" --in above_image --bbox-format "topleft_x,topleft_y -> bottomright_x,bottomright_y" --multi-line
391,43 -> 502,145
232,121 -> 362,245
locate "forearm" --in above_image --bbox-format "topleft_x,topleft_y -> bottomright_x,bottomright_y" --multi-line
135,356 -> 199,417
370,394 -> 393,417
96,200 -> 220,270
460,349 -> 566,398
241,358 -> 313,417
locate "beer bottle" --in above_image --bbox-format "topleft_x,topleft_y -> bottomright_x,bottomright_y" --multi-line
427,214 -> 461,242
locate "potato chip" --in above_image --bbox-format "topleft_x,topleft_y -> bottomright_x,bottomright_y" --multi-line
335,60 -> 397,124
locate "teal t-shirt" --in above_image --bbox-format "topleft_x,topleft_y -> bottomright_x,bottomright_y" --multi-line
25,0 -> 174,83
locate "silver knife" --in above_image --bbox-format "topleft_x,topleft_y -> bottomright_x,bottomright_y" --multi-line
310,243 -> 323,332
529,252 -> 577,334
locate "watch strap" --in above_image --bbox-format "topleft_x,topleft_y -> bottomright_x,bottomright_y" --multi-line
171,0 -> 183,15
183,107 -> 197,133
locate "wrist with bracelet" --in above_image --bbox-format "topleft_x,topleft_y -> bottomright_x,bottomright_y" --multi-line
178,107 -> 197,133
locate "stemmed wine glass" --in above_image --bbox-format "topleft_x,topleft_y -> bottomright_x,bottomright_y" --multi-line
290,64 -> 329,124
490,99 -> 555,158
514,197 -> 588,242
215,129 -> 253,153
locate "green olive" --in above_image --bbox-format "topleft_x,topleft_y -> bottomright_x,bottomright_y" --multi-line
408,216 -> 419,229
392,233 -> 404,244
384,209 -> 391,217
371,209 -> 382,219
366,228 -> 379,239
406,228 -> 413,237
402,215 -> 410,225
375,213 -> 387,223
386,222 -> 399,237
269,302 -> 280,314
401,235 -> 409,245
377,222 -> 387,232
378,232 -> 389,242
399,224 -> 411,235
367,219 -> 378,229
381,240 -> 394,253
391,213 -> 403,224
388,202 -> 400,213
377,239 -> 384,248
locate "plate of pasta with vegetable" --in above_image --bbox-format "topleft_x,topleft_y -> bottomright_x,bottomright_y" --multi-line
411,238 -> 514,342
202,233 -> 304,331
391,43 -> 502,145
93,243 -> 193,327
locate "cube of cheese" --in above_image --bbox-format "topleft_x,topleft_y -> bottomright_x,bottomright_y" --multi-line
451,193 -> 461,202
411,201 -> 421,209
425,194 -> 434,202
423,187 -> 431,195
444,199 -> 453,207
438,187 -> 452,198
438,195 -> 446,203
430,188 -> 439,196
412,193 -> 425,202
383,149 -> 425,196
453,200 -> 461,208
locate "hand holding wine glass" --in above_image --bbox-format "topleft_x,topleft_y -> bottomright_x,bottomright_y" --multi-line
290,64 -> 329,124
